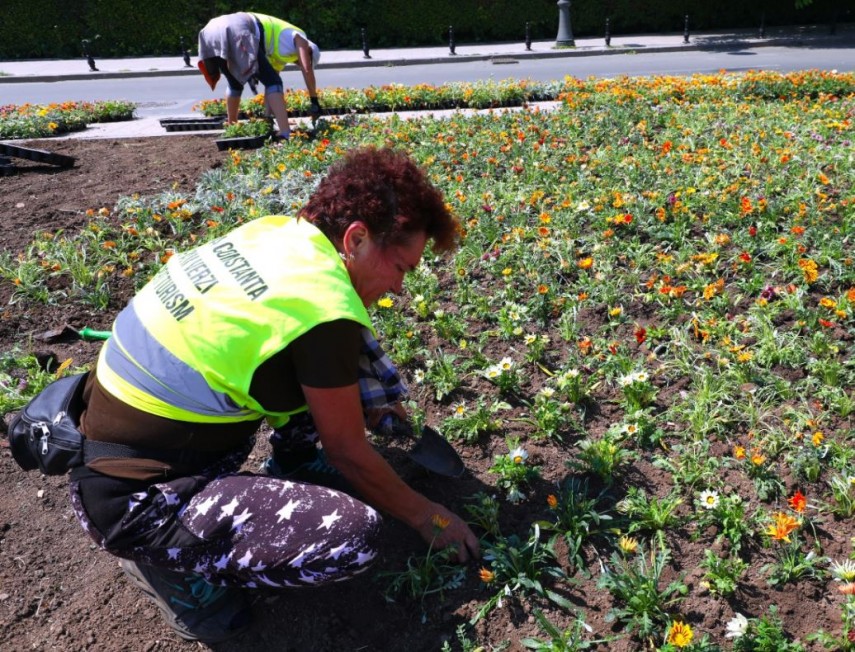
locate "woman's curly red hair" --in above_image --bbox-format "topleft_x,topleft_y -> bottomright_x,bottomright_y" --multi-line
298,146 -> 459,254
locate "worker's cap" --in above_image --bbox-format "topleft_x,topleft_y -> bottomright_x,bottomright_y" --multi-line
198,58 -> 221,91
308,40 -> 321,68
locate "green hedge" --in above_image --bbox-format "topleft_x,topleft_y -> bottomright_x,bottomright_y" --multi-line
0,0 -> 846,60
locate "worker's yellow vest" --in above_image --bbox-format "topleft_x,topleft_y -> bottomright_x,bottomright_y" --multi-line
252,13 -> 306,71
96,216 -> 371,427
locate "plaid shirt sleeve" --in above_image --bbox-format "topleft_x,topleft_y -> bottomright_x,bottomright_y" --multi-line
357,327 -> 408,410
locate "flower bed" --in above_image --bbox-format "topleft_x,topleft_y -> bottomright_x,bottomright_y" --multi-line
0,100 -> 136,139
2,69 -> 855,651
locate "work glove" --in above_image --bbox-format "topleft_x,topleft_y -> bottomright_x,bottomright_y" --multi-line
309,96 -> 322,119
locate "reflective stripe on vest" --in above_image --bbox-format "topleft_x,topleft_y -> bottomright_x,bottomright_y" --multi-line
96,216 -> 372,425
101,303 -> 255,419
252,13 -> 304,70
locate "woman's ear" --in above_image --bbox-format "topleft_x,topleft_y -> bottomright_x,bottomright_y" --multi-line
342,221 -> 368,257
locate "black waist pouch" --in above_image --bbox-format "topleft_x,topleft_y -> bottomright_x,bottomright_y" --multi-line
7,372 -> 89,475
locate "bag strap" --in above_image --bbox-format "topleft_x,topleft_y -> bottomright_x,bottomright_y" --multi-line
82,439 -> 227,468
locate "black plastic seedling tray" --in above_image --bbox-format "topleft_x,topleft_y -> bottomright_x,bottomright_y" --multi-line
0,143 -> 76,168
159,117 -> 225,132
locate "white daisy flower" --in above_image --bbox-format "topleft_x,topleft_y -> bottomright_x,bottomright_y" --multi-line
830,559 -> 855,582
699,490 -> 720,510
725,613 -> 748,639
509,447 -> 528,464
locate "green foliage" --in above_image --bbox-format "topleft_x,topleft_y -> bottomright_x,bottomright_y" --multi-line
521,608 -> 612,650
379,516 -> 466,620
473,525 -> 571,624
0,349 -> 74,415
221,118 -> 274,139
540,477 -> 617,572
730,606 -> 806,652
488,438 -> 541,503
699,549 -> 748,597
597,543 -> 688,642
568,431 -> 633,486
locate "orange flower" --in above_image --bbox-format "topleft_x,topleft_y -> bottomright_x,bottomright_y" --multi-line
431,514 -> 450,530
479,568 -> 495,583
733,445 -> 746,460
751,451 -> 766,466
839,582 -> 855,595
766,512 -> 800,542
578,257 -> 593,270
547,494 -> 558,508
788,491 -> 807,514
537,284 -> 548,295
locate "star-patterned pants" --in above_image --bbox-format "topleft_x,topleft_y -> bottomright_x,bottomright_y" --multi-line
69,447 -> 382,589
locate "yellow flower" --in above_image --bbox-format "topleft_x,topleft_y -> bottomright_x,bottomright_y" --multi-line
377,297 -> 394,308
812,431 -> 824,446
820,297 -> 837,309
798,258 -> 818,284
578,257 -> 594,270
431,514 -> 450,531
667,621 -> 694,647
618,535 -> 638,554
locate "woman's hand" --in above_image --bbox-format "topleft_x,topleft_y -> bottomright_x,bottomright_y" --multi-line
415,503 -> 480,564
364,402 -> 407,431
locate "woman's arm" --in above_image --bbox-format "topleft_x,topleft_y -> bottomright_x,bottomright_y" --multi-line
302,383 -> 480,562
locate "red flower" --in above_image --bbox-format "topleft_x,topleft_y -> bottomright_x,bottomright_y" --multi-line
739,252 -> 752,263
819,318 -> 834,328
634,326 -> 647,345
748,225 -> 757,237
788,490 -> 807,514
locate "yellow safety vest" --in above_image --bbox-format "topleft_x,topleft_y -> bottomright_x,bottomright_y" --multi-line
251,13 -> 306,71
96,216 -> 372,428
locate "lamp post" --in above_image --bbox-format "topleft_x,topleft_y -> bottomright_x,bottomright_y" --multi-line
556,0 -> 575,46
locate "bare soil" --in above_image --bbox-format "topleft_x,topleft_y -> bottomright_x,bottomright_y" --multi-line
0,136 -> 847,651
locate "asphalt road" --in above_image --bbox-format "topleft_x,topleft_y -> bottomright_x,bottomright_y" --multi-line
4,45 -> 853,117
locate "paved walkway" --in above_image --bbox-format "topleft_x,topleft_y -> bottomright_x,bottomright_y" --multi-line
1,23 -> 851,140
